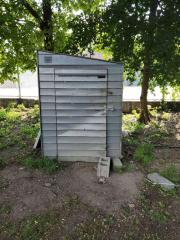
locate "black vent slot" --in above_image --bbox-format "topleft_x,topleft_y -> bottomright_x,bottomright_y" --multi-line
98,75 -> 105,78
44,56 -> 52,63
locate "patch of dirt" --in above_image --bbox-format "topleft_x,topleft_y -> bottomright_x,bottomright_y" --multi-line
0,164 -> 144,220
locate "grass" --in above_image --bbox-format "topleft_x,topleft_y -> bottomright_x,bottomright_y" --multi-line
0,104 -> 39,153
149,210 -> 169,224
19,213 -> 58,240
161,165 -> 180,185
0,158 -> 6,169
0,177 -> 9,191
0,204 -> 11,215
20,124 -> 39,139
133,143 -> 154,166
122,110 -> 145,133
21,156 -> 62,174
0,108 -> 6,120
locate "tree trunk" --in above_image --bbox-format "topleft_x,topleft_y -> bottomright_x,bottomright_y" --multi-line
42,0 -> 54,51
139,61 -> 151,124
139,0 -> 158,124
22,0 -> 54,51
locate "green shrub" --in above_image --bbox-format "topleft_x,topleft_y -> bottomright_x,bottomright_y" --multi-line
17,103 -> 26,111
6,102 -> 17,110
0,158 -> 6,169
0,108 -> 7,121
161,165 -> 180,185
20,124 -> 39,139
123,114 -> 144,133
6,111 -> 21,121
28,105 -> 39,120
22,156 -> 61,173
133,143 -> 154,166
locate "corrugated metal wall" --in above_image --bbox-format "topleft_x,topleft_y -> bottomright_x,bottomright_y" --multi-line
38,52 -> 123,162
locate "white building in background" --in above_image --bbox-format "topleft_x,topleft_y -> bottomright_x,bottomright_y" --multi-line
0,70 -> 175,101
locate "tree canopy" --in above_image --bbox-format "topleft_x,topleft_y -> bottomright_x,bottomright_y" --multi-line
0,0 -> 179,123
68,0 -> 180,122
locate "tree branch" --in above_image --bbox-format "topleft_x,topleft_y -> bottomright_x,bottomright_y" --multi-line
21,0 -> 43,27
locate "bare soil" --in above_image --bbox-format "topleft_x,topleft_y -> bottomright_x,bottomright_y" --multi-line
0,163 -> 143,220
0,108 -> 180,240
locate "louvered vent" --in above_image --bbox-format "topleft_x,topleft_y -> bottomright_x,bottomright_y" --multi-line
44,56 -> 52,63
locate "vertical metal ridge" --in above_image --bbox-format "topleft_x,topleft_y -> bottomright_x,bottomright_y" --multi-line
37,52 -> 44,156
106,69 -> 108,158
54,68 -> 58,159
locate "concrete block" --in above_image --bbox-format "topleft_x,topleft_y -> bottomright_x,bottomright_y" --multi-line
147,173 -> 175,190
112,158 -> 123,172
97,157 -> 110,179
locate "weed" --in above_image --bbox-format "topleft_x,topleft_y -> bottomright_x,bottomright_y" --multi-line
6,111 -> 21,121
123,136 -> 139,147
123,114 -> 144,133
28,105 -> 39,120
0,108 -> 7,121
133,143 -> 154,166
161,112 -> 170,121
19,213 -> 57,240
132,109 -> 140,119
161,165 -> 180,185
0,177 -> 9,191
0,158 -> 6,169
17,103 -> 26,111
0,204 -> 11,214
20,123 -> 39,139
149,210 -> 168,224
21,156 -> 62,173
6,102 -> 17,110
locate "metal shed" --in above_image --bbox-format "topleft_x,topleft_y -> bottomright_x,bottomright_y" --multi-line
37,51 -> 123,163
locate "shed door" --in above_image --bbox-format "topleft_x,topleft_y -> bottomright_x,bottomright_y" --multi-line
54,68 -> 107,161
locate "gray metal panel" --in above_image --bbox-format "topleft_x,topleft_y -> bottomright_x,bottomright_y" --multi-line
55,76 -> 107,82
55,69 -> 107,75
43,130 -> 56,136
57,136 -> 106,144
39,74 -> 54,81
56,96 -> 106,103
59,143 -> 106,151
54,81 -> 106,89
39,68 -> 54,74
57,130 -> 106,137
58,156 -> 99,162
56,89 -> 106,96
57,123 -> 106,131
55,74 -> 122,82
38,52 -> 123,161
43,116 -> 121,124
57,116 -> 106,124
58,150 -> 106,157
41,96 -> 55,102
55,96 -> 122,103
106,66 -> 123,159
39,54 -> 118,66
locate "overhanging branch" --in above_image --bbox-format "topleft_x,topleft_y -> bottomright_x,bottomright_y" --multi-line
21,0 -> 43,29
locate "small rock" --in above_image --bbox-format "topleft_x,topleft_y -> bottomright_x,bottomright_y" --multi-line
128,203 -> 135,208
98,177 -> 106,184
147,173 -> 175,190
44,183 -> 51,187
19,167 -> 25,170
